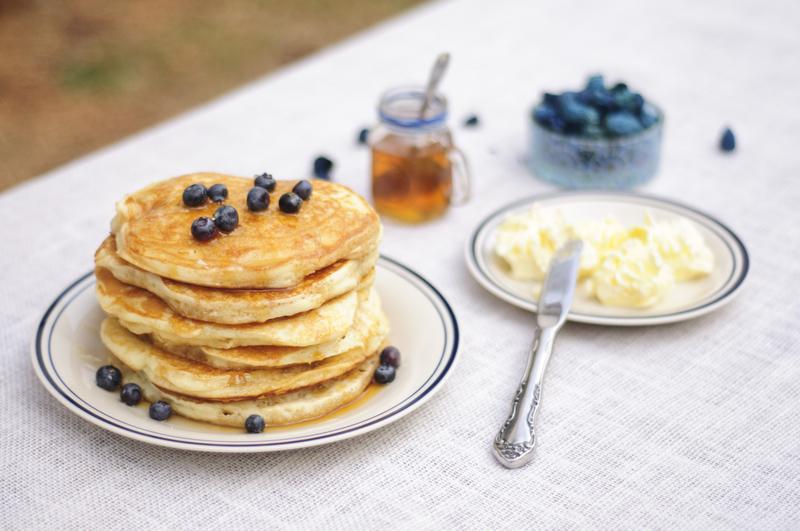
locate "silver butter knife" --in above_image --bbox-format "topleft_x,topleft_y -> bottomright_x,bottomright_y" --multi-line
492,240 -> 583,469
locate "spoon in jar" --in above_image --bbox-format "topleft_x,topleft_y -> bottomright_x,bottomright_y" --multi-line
419,53 -> 450,120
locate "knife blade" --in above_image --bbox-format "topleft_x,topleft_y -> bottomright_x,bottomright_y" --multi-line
537,239 -> 583,328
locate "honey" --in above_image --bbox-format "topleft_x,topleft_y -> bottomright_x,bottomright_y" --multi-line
371,136 -> 453,223
369,85 -> 470,223
269,383 -> 382,432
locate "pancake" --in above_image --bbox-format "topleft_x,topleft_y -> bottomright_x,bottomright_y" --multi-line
112,173 -> 382,288
95,236 -> 378,324
101,317 -> 387,399
116,355 -> 379,427
153,288 -> 389,369
95,268 -> 363,348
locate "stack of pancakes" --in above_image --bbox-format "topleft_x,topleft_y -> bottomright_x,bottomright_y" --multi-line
94,173 -> 387,428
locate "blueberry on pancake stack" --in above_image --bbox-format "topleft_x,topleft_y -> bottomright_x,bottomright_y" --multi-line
94,172 -> 387,429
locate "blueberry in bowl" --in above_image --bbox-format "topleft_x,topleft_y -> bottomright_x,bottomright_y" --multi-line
529,74 -> 663,189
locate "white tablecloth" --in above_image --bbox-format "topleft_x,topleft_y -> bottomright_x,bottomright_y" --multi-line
3,0 -> 800,528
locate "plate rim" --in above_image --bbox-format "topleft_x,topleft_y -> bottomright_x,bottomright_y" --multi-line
465,190 -> 749,326
31,256 -> 459,452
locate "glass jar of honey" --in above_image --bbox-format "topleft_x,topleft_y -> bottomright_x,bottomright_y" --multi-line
370,86 -> 470,223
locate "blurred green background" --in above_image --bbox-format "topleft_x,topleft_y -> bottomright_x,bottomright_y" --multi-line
0,0 -> 424,191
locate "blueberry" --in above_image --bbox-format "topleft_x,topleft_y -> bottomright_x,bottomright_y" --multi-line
95,365 -> 122,391
586,74 -> 605,92
191,217 -> 217,241
182,184 -> 207,207
292,180 -> 312,201
463,114 -> 480,127
639,103 -> 660,128
605,111 -> 643,136
213,205 -> 239,232
557,93 -> 599,128
578,88 -> 617,113
720,127 -> 736,152
245,414 -> 265,433
374,363 -> 396,384
576,89 -> 593,105
542,92 -> 559,107
313,155 -> 333,180
247,187 -> 270,212
207,183 -> 228,203
611,82 -> 628,94
120,383 -> 142,406
379,346 -> 401,368
616,92 -> 644,114
149,401 -> 172,421
254,173 -> 276,192
533,104 -> 563,132
608,84 -> 643,113
279,192 -> 302,214
357,128 -> 370,145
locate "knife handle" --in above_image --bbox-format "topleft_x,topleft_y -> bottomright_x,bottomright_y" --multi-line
492,326 -> 558,469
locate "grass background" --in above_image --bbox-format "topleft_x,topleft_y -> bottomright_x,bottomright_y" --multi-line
0,0 -> 424,191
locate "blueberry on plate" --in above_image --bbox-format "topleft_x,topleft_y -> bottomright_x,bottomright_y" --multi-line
191,217 -> 217,241
379,346 -> 401,368
213,205 -> 239,232
292,180 -> 312,201
247,187 -> 270,212
95,365 -> 122,391
313,155 -> 334,180
463,114 -> 480,127
207,183 -> 228,202
245,414 -> 265,433
279,192 -> 302,214
149,401 -> 172,421
182,183 -> 207,207
120,383 -> 142,406
720,127 -> 736,152
605,111 -> 643,136
374,363 -> 396,384
254,173 -> 276,192
357,128 -> 370,145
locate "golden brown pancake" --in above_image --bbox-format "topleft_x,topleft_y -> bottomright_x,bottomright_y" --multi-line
95,236 -> 377,324
101,317 -> 387,400
152,288 -> 389,369
95,267 -> 365,348
112,173 -> 382,288
116,355 -> 379,427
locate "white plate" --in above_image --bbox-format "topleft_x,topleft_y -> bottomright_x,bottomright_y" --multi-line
466,191 -> 749,326
32,257 -> 459,452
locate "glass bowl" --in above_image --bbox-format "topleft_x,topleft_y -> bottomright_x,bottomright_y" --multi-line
528,108 -> 664,189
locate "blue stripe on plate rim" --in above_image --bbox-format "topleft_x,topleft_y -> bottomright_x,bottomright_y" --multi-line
33,256 -> 459,449
467,191 -> 749,324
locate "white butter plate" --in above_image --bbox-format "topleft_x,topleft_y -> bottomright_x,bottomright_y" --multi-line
465,191 -> 749,326
32,257 -> 459,452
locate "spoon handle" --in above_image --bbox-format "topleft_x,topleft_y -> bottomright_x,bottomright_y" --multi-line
419,53 -> 450,119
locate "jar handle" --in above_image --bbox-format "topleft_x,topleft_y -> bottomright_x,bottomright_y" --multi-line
449,146 -> 472,206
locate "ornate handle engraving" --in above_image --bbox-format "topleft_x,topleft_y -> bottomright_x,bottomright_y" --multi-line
492,327 -> 556,469
493,382 -> 540,464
